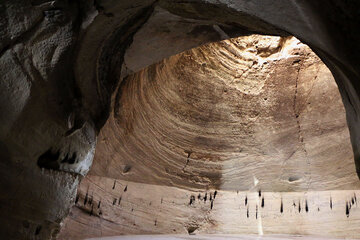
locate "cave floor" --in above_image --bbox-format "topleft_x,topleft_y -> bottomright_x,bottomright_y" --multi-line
88,234 -> 355,240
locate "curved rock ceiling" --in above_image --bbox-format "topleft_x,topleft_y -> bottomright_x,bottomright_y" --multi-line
2,1 -> 360,239
60,35 -> 360,239
90,35 -> 359,191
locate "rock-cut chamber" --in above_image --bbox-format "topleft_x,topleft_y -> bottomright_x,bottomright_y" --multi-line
60,35 -> 360,239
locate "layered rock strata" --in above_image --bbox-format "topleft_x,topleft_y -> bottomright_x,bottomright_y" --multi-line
60,36 -> 360,239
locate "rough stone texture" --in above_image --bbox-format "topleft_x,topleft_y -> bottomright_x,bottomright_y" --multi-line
91,36 -> 359,192
0,1 -> 96,239
59,176 -> 360,239
1,0 -> 360,239
122,6 -> 282,76
59,36 -> 360,239
87,236 -> 359,240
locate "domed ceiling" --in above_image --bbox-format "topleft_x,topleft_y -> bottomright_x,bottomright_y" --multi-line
90,35 -> 359,191
58,35 -> 360,239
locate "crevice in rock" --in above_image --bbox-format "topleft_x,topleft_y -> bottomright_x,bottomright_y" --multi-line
182,150 -> 192,172
187,225 -> 198,235
292,61 -> 312,190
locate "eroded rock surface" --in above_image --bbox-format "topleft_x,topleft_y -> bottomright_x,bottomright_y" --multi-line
59,176 -> 360,239
91,36 -> 359,191
59,36 -> 360,239
1,1 -> 360,239
0,1 -> 96,239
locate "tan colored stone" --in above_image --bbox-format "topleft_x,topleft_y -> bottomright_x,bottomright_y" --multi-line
90,36 -> 359,191
59,176 -> 360,239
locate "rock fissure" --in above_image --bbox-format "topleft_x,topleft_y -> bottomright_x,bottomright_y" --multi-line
293,61 -> 312,191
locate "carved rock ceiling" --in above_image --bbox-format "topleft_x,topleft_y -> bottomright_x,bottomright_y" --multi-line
58,36 -> 360,239
91,35 -> 360,191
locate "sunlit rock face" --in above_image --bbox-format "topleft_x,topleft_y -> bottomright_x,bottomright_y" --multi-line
90,35 -> 359,191
59,35 -> 360,240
